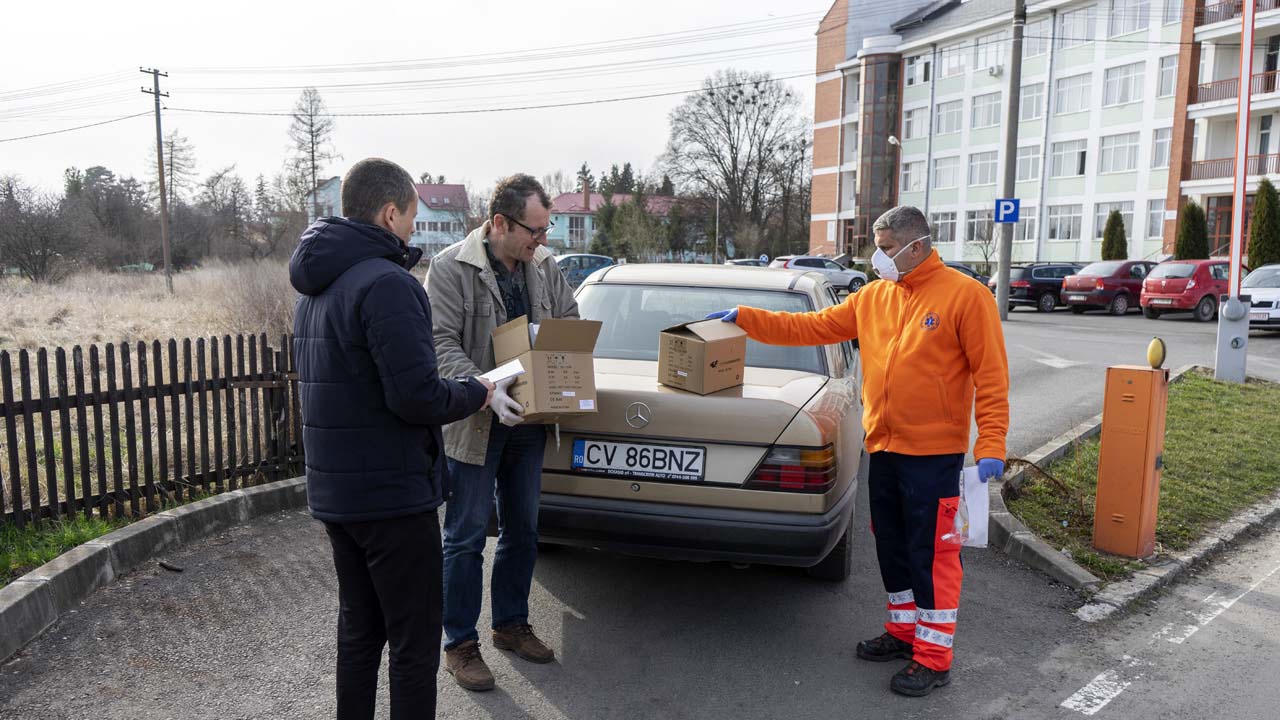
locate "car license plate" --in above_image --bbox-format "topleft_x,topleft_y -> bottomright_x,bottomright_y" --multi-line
1251,312 -> 1270,322
1151,298 -> 1173,305
1067,294 -> 1087,302
572,439 -> 706,482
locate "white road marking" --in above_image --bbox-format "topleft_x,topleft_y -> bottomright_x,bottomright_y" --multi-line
1013,344 -> 1088,369
1063,561 -> 1280,714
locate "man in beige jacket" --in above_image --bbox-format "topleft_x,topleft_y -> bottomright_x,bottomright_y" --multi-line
426,174 -> 579,692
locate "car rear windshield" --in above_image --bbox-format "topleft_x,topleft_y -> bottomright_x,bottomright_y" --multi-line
769,258 -> 790,268
1244,266 -> 1280,288
1149,263 -> 1196,279
575,284 -> 826,374
1078,261 -> 1124,276
1010,267 -> 1030,280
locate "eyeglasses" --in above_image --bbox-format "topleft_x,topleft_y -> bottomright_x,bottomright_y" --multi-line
501,214 -> 554,241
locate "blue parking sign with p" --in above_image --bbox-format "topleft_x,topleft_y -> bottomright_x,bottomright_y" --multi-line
995,198 -> 1020,223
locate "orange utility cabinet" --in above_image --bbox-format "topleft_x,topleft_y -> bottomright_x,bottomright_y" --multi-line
1093,366 -> 1169,558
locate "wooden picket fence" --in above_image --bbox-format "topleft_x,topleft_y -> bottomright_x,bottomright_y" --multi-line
0,334 -> 302,527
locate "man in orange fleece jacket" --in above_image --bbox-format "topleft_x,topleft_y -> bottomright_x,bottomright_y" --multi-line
708,206 -> 1009,697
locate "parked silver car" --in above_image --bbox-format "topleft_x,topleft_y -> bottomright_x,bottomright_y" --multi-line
771,256 -> 868,292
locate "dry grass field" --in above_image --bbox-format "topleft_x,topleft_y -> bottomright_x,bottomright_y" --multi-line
0,261 -> 297,354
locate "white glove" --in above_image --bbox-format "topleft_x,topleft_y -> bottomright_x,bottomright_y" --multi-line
490,377 -> 524,427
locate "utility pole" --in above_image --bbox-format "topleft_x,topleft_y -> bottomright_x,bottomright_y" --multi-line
714,195 -> 720,264
1215,0 -> 1255,382
141,67 -> 174,294
995,0 -> 1026,321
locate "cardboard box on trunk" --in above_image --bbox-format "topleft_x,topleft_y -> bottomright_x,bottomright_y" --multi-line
658,319 -> 748,395
492,315 -> 602,422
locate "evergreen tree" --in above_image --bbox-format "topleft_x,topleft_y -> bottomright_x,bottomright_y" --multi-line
1101,210 -> 1127,260
658,174 -> 675,196
618,162 -> 636,194
1249,178 -> 1280,268
1175,201 -> 1210,260
576,162 -> 594,192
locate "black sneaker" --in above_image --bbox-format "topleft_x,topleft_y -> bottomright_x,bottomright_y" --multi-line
890,661 -> 951,697
855,632 -> 913,662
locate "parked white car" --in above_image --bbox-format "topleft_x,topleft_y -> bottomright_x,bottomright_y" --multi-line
770,256 -> 868,292
1246,264 -> 1280,331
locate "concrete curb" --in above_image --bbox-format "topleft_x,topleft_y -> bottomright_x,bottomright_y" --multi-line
989,364 -> 1199,594
0,476 -> 307,663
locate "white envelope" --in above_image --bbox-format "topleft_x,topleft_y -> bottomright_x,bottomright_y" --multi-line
480,358 -> 525,385
961,465 -> 989,548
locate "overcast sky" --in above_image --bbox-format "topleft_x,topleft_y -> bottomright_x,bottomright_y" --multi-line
1,0 -> 824,197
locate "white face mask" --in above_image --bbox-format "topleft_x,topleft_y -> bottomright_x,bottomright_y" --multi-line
871,235 -> 928,282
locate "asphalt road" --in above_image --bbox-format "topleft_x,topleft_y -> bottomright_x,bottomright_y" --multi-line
1,310 -> 1278,719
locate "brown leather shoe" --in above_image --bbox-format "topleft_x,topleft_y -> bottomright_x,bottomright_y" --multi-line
492,624 -> 555,664
444,640 -> 495,691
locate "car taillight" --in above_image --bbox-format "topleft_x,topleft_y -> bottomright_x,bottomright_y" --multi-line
747,445 -> 837,493
1011,280 -> 1030,288
1095,279 -> 1105,290
1187,278 -> 1197,289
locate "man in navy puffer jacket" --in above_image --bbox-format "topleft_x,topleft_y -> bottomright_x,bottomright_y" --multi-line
290,157 -> 493,720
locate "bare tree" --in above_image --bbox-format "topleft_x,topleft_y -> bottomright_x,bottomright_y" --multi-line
419,172 -> 446,184
540,169 -> 574,197
969,215 -> 998,274
662,69 -> 805,252
465,181 -> 492,232
149,129 -> 197,208
0,182 -> 76,282
288,87 -> 338,216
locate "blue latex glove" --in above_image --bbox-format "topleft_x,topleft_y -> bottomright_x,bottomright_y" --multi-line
705,308 -> 739,323
977,458 -> 1005,483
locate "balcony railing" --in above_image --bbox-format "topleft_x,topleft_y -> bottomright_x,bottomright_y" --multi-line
1192,70 -> 1280,103
1196,0 -> 1280,26
1189,153 -> 1280,179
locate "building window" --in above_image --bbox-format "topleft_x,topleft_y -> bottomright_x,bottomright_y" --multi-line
931,212 -> 957,243
443,197 -> 451,205
901,161 -> 926,192
1059,5 -> 1096,49
1020,83 -> 1044,121
903,107 -> 927,139
1055,73 -> 1092,114
1017,209 -> 1039,242
1047,205 -> 1083,240
966,210 -> 995,249
974,31 -> 1008,71
1157,56 -> 1178,97
940,42 -> 967,77
1095,201 -> 1135,239
1103,63 -> 1144,106
427,221 -> 439,232
934,100 -> 963,134
969,151 -> 999,186
932,156 -> 960,189
1051,139 -> 1088,177
568,215 -> 586,245
1099,132 -> 1140,173
971,92 -> 1001,129
905,55 -> 932,86
1151,127 -> 1172,168
1024,17 -> 1051,57
1017,145 -> 1042,182
1164,0 -> 1182,24
415,221 -> 426,232
1109,0 -> 1150,36
1147,199 -> 1165,238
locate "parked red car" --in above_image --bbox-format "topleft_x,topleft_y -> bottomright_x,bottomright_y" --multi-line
1140,259 -> 1235,322
1061,260 -> 1157,315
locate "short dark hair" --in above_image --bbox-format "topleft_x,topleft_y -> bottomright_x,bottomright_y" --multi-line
488,173 -> 551,222
341,158 -> 417,225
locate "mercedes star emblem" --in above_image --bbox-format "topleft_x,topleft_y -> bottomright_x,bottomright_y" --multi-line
626,402 -> 651,429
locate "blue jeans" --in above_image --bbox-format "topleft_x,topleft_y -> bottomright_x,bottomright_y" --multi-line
442,419 -> 546,649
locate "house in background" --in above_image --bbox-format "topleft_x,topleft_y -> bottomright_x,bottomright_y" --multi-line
412,183 -> 469,256
547,187 -> 681,254
304,177 -> 342,224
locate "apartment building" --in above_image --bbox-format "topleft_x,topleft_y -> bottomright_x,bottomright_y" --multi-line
811,0 -> 1187,265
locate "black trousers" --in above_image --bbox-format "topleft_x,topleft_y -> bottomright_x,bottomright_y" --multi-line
323,511 -> 443,720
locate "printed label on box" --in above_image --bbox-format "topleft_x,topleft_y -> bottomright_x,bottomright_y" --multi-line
579,399 -> 595,410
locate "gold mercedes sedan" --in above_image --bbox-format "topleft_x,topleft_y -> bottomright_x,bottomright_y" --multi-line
537,263 -> 866,580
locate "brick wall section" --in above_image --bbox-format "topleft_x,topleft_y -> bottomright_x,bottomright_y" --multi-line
811,0 -> 848,256
1165,0 -> 1205,254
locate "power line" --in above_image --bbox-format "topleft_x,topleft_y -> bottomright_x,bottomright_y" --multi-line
0,111 -> 150,143
167,72 -> 814,119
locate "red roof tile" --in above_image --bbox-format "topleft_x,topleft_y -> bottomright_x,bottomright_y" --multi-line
550,192 -> 678,216
415,183 -> 468,210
